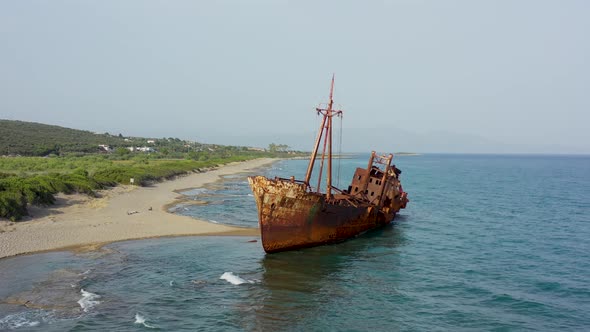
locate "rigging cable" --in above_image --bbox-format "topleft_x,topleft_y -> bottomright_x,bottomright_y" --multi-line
317,116 -> 329,193
337,113 -> 343,188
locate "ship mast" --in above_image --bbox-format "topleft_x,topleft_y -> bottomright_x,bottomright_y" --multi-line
326,76 -> 334,199
304,75 -> 342,199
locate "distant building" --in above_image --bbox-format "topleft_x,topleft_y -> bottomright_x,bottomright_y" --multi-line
125,146 -> 155,153
147,140 -> 156,144
137,146 -> 155,153
247,147 -> 266,152
98,144 -> 112,152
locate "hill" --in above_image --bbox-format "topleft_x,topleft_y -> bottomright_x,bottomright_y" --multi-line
0,120 -> 139,156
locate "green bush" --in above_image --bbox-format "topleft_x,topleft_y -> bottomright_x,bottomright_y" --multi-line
0,191 -> 28,221
0,148 -> 305,221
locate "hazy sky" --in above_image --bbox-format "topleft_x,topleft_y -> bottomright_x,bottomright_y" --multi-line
1,0 -> 588,153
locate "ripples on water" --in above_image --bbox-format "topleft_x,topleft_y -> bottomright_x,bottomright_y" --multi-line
0,154 -> 589,330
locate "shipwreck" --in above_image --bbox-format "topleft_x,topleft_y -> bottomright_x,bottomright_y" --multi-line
248,77 -> 409,253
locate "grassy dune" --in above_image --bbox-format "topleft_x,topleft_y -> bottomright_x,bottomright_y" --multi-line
0,154 -> 272,221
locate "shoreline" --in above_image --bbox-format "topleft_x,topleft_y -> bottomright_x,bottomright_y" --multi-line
0,158 -> 277,259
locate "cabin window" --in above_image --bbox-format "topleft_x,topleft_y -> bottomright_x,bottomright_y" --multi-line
364,190 -> 368,194
355,187 -> 358,192
357,175 -> 361,180
371,192 -> 374,196
369,178 -> 373,183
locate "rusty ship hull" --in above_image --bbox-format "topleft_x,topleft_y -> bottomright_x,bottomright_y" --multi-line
248,156 -> 408,253
248,176 -> 396,253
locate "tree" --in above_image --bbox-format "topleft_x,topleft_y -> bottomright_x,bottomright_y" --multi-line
187,151 -> 198,160
268,143 -> 289,153
115,147 -> 130,155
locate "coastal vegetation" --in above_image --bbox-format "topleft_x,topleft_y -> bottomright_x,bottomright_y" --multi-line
0,120 -> 303,221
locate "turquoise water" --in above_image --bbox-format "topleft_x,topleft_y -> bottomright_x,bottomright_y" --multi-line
1,154 -> 589,331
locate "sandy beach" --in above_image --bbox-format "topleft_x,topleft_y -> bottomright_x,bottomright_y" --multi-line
0,158 -> 276,259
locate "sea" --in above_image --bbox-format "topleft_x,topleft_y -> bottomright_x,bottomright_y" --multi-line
0,154 -> 589,331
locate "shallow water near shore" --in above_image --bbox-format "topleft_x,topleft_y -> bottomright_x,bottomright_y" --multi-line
1,154 -> 589,330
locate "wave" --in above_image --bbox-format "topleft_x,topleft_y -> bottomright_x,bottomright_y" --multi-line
167,204 -> 183,213
0,310 -> 56,329
220,272 -> 255,285
134,313 -> 156,329
180,188 -> 208,196
79,269 -> 91,276
0,313 -> 40,329
222,174 -> 243,179
78,289 -> 101,312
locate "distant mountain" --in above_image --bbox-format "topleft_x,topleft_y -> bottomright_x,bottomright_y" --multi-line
201,126 -> 504,154
0,120 -> 140,156
209,125 -> 580,154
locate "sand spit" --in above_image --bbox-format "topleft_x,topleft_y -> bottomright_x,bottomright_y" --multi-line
0,158 -> 276,259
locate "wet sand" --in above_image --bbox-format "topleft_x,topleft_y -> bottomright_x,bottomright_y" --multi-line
0,158 -> 276,259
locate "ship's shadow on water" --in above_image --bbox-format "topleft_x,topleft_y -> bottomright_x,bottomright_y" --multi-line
240,224 -> 407,331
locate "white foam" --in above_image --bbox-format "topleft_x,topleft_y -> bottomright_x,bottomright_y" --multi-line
220,272 -> 255,285
181,188 -> 208,196
0,312 -> 41,330
169,280 -> 174,286
78,289 -> 101,312
22,321 -> 40,327
134,313 -> 156,329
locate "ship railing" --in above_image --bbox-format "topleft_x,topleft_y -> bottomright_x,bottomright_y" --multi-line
272,176 -> 360,207
326,185 -> 362,208
274,176 -> 309,185
329,185 -> 346,194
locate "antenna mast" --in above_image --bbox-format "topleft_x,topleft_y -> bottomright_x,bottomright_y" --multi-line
326,75 -> 334,199
303,74 -> 342,199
